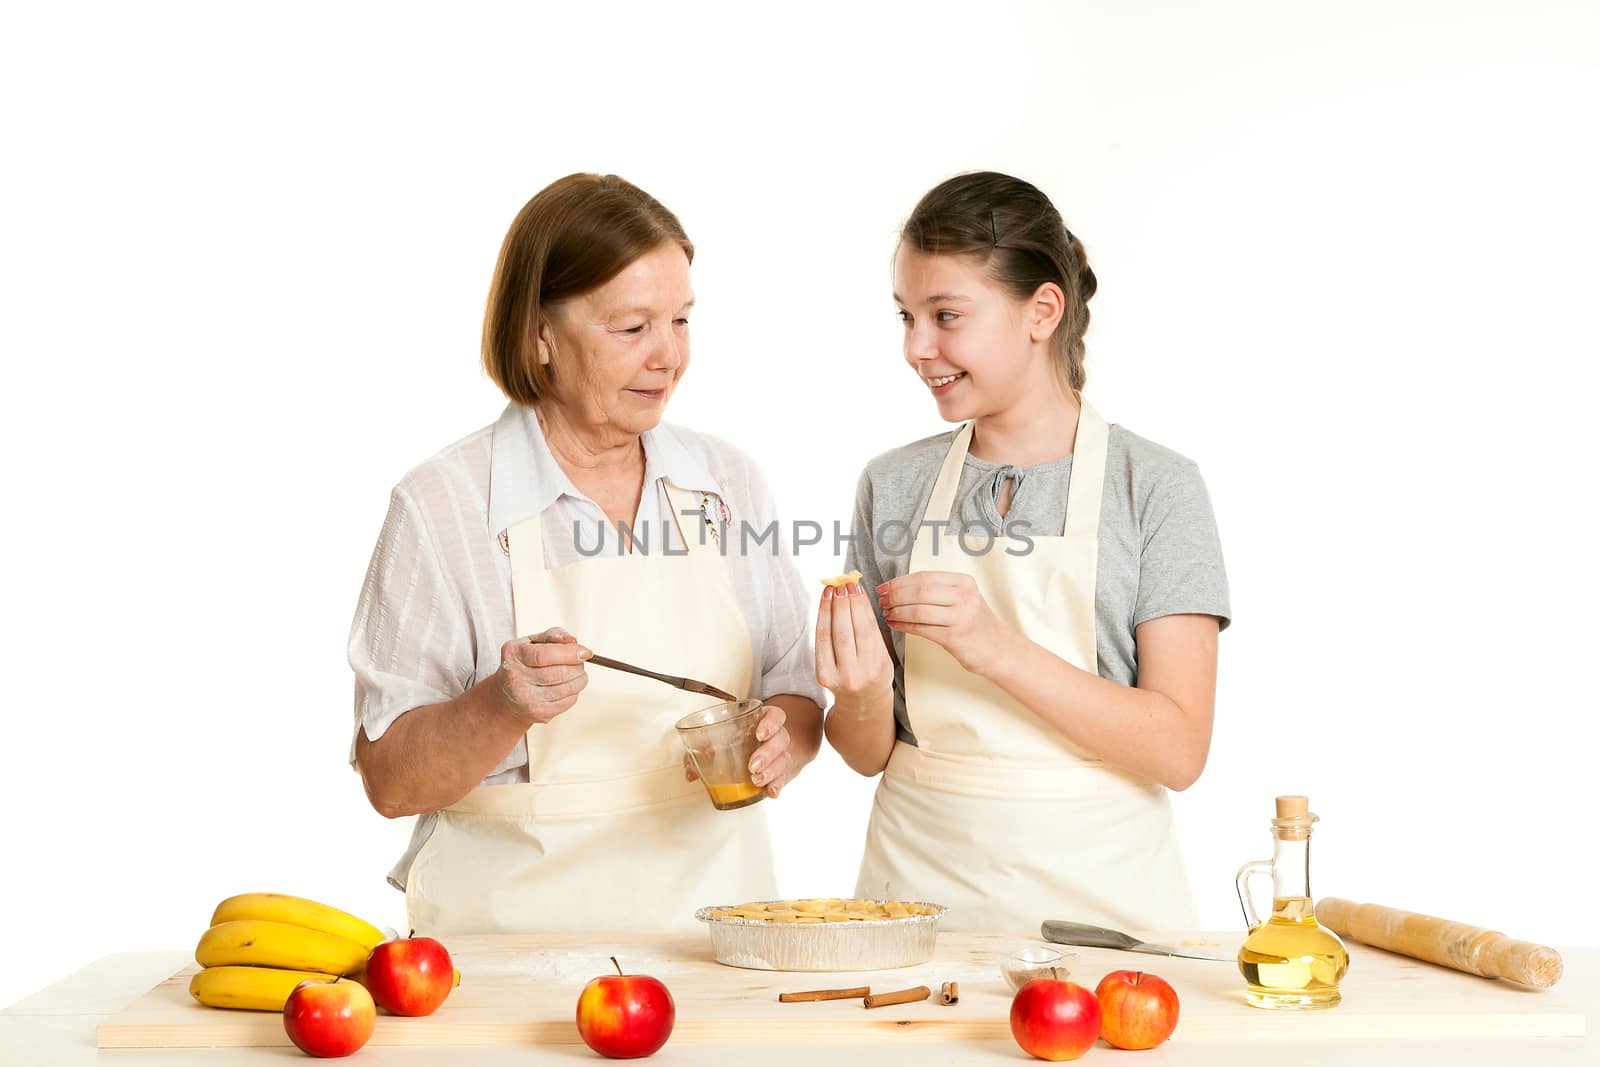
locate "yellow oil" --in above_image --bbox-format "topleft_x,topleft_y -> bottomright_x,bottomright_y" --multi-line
1238,896 -> 1349,1009
704,781 -> 765,809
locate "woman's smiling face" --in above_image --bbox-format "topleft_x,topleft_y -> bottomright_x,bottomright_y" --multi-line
893,244 -> 1047,423
540,243 -> 694,440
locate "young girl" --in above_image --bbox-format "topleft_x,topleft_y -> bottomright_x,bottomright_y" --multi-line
817,172 -> 1230,933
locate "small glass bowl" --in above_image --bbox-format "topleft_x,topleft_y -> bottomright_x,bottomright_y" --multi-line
675,699 -> 766,811
1002,945 -> 1077,992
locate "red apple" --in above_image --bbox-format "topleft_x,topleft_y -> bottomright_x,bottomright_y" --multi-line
1095,970 -> 1180,1050
364,936 -> 454,1017
1010,973 -> 1101,1062
282,978 -> 375,1058
575,957 -> 675,1059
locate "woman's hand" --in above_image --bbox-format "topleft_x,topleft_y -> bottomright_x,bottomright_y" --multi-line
879,572 -> 1011,677
683,704 -> 800,798
815,581 -> 894,712
494,627 -> 591,726
749,704 -> 799,797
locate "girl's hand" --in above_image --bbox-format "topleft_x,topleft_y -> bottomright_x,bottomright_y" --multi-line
815,581 -> 894,711
879,572 -> 1011,677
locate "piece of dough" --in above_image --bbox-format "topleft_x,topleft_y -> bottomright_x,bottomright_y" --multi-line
820,570 -> 863,588
708,898 -> 935,923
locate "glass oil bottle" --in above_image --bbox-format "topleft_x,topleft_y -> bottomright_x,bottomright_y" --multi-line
1235,795 -> 1349,1009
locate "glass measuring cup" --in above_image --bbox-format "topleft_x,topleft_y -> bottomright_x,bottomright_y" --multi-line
1002,945 -> 1078,992
674,699 -> 767,811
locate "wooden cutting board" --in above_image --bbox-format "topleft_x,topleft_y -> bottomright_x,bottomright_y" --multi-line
95,931 -> 1586,1048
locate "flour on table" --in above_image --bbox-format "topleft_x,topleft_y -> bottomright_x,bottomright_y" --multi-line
469,951 -> 689,985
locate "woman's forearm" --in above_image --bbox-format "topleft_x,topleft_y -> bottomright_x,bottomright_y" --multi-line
359,687 -> 831,817
764,693 -> 824,769
981,633 -> 1212,791
354,676 -> 529,818
822,687 -> 898,777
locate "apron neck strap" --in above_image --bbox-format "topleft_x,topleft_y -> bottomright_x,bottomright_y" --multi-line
917,422 -> 976,530
1063,402 -> 1108,539
661,481 -> 715,555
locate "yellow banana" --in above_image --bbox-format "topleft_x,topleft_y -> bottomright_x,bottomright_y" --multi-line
196,920 -> 369,976
188,966 -> 333,1011
210,893 -> 386,952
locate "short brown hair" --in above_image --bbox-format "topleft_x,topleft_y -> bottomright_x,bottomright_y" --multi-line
482,174 -> 694,405
900,172 -> 1097,393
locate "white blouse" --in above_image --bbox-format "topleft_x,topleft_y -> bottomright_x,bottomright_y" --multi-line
348,403 -> 823,889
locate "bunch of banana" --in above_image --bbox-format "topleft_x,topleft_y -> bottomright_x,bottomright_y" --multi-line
187,966 -> 338,1012
188,893 -> 386,1012
210,892 -> 386,951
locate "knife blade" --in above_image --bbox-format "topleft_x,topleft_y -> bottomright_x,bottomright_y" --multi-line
1042,920 -> 1231,962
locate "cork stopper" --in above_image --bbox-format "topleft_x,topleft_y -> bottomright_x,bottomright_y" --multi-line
1276,795 -> 1309,819
1271,794 -> 1317,840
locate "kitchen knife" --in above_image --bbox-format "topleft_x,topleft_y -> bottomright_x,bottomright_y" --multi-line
1042,920 -> 1231,962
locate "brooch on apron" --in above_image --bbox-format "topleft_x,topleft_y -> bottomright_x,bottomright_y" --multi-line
697,493 -> 727,545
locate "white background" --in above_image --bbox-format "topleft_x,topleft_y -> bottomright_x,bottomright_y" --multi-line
2,1 -> 1596,1011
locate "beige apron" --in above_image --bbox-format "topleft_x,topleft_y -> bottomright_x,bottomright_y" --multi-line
855,402 -> 1199,934
406,481 -> 778,935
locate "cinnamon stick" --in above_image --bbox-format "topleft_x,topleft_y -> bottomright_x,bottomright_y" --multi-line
941,981 -> 959,1005
778,986 -> 871,1003
863,985 -> 930,1009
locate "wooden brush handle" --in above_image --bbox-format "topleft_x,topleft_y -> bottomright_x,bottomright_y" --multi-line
1315,898 -> 1563,989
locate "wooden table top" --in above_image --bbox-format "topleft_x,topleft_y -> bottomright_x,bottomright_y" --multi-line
6,932 -> 1597,1066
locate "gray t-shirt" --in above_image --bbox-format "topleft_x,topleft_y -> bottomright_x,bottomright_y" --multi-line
845,424 -> 1231,746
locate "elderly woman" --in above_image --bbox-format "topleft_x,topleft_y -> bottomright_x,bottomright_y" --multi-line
348,174 -> 824,935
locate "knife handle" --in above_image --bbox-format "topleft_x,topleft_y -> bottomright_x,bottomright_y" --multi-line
1041,920 -> 1138,951
1315,898 -> 1562,989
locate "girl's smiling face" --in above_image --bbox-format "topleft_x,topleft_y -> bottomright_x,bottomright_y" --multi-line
893,244 -> 1062,423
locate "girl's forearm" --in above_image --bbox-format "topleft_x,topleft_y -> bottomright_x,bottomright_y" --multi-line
980,634 -> 1209,791
822,687 -> 898,777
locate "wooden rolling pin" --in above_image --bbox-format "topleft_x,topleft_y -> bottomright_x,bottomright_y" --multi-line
1315,898 -> 1563,989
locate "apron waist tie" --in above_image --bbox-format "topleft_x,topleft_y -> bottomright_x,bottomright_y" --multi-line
447,763 -> 701,820
885,742 -> 1160,801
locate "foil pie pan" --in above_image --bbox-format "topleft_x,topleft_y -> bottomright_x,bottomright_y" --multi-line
694,900 -> 948,971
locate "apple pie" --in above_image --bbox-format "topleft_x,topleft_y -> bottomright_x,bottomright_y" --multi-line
705,898 -> 940,923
